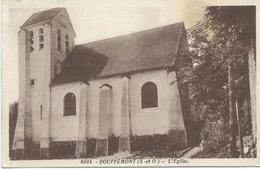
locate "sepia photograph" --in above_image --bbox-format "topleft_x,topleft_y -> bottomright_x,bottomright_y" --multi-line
1,0 -> 259,167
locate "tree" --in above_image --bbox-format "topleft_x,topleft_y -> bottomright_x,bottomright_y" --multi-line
9,102 -> 18,158
178,6 -> 255,157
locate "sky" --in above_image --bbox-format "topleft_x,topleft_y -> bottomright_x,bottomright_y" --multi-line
2,0 -> 208,114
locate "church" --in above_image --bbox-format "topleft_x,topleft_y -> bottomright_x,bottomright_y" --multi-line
12,8 -> 198,159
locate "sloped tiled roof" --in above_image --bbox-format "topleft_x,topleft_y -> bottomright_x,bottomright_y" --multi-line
53,22 -> 185,84
21,8 -> 63,27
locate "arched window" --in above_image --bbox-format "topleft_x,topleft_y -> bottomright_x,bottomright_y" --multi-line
29,31 -> 34,52
65,34 -> 69,55
57,29 -> 61,50
141,82 -> 158,108
64,93 -> 76,116
39,28 -> 44,49
39,28 -> 44,34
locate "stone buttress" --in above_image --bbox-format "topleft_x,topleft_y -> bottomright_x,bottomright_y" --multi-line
75,83 -> 89,158
119,76 -> 131,153
168,71 -> 187,150
13,29 -> 32,160
95,84 -> 113,156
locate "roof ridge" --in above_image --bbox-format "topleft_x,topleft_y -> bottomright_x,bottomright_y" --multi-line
75,22 -> 184,47
20,7 -> 64,28
27,7 -> 62,16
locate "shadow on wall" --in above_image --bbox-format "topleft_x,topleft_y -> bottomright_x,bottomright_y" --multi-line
53,46 -> 109,84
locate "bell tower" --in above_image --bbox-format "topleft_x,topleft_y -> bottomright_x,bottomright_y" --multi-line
13,8 -> 76,159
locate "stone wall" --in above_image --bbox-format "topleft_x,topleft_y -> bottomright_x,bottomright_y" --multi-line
49,69 -> 188,156
50,69 -> 174,141
50,82 -> 80,141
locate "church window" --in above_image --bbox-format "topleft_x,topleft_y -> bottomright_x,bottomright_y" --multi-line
30,79 -> 35,85
57,29 -> 61,50
39,28 -> 44,49
141,82 -> 158,108
29,31 -> 34,52
64,93 -> 76,116
65,34 -> 69,55
40,105 -> 42,120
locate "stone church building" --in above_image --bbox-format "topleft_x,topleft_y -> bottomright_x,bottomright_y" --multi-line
12,8 -> 198,159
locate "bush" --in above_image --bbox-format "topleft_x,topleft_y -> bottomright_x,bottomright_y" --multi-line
200,117 -> 230,157
240,118 -> 251,136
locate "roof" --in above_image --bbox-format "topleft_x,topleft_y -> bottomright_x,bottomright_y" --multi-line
53,22 -> 185,84
21,8 -> 63,27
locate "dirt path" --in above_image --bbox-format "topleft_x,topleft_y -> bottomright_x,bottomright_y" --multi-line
180,146 -> 201,158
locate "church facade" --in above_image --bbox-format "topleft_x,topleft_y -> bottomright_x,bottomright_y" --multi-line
12,8 -> 195,159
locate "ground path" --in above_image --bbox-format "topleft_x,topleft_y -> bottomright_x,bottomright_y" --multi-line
180,146 -> 201,158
